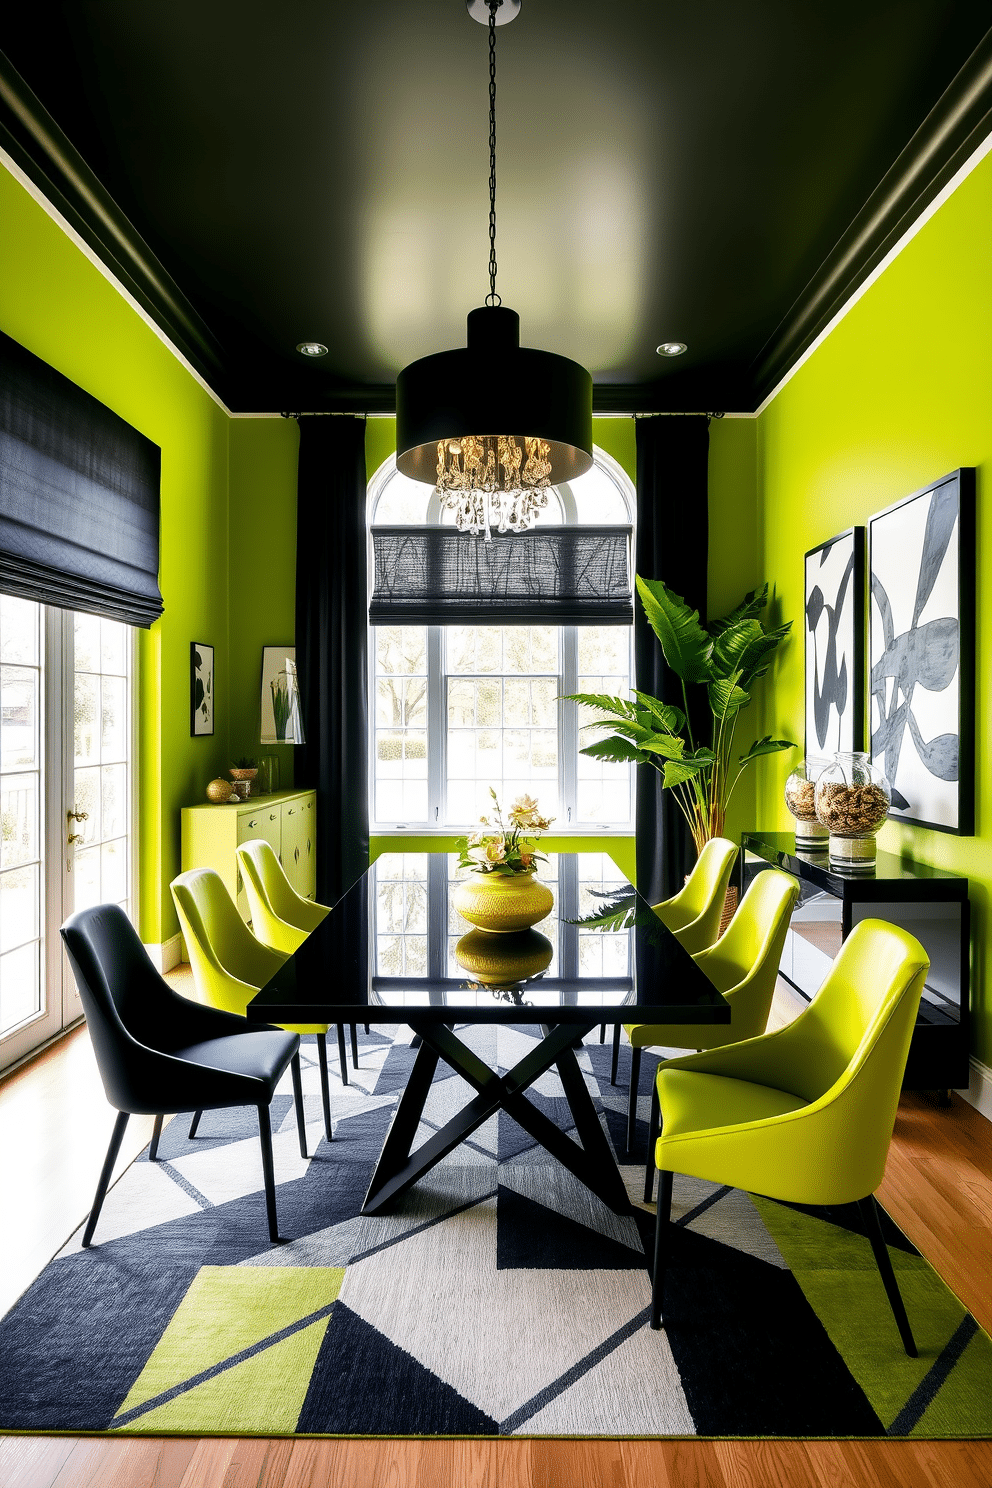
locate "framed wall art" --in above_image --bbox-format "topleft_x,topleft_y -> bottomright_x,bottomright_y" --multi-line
804,526 -> 865,760
190,642 -> 214,736
869,467 -> 975,834
260,645 -> 304,744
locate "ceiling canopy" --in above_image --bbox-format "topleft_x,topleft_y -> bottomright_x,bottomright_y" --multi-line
1,2 -> 990,413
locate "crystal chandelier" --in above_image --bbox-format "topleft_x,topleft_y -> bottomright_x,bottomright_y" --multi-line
395,0 -> 592,541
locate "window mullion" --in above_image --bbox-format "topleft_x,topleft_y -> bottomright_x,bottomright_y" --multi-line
560,626 -> 578,828
428,626 -> 445,827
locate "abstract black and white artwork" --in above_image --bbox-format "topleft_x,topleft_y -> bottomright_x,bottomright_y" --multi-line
190,641 -> 214,737
804,528 -> 864,760
869,468 -> 975,834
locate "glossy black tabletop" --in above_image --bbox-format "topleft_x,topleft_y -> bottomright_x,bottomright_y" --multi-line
247,851 -> 730,1027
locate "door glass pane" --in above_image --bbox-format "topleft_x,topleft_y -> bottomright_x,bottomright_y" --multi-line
72,615 -> 131,915
0,599 -> 43,1039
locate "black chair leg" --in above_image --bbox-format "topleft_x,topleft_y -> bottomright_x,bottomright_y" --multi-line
599,1023 -> 606,1043
316,1033 -> 333,1142
644,1079 -> 660,1202
650,1169 -> 673,1330
336,1023 -> 350,1086
148,1113 -> 164,1162
610,1022 -> 621,1085
350,1023 -> 360,1070
257,1104 -> 281,1243
364,1023 -> 370,1035
626,1046 -> 642,1153
290,1051 -> 308,1159
82,1110 -> 129,1248
857,1195 -> 918,1357
188,1109 -> 202,1140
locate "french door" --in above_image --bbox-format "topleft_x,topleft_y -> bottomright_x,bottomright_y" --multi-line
0,597 -> 135,1072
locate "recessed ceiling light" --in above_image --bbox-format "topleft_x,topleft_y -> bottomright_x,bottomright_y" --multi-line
656,342 -> 687,357
296,341 -> 328,358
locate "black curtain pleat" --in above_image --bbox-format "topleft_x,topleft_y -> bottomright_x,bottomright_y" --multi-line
634,416 -> 710,903
294,417 -> 369,906
0,328 -> 163,626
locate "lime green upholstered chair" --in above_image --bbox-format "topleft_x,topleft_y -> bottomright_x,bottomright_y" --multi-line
171,867 -> 333,1145
236,838 -> 329,952
236,838 -> 361,1078
651,836 -> 740,953
646,918 -> 930,1355
620,867 -> 799,1152
609,836 -> 739,1084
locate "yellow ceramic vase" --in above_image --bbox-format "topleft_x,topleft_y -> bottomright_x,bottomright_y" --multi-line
453,871 -> 554,934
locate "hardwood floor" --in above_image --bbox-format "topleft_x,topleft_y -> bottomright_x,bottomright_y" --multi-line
1,977 -> 990,1488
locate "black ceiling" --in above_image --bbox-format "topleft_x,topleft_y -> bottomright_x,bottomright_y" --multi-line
2,2 -> 991,414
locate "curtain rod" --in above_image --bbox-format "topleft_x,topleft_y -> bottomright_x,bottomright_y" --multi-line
280,411 -> 368,419
633,411 -> 724,419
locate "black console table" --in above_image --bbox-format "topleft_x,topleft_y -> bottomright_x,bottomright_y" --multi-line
740,832 -> 970,1095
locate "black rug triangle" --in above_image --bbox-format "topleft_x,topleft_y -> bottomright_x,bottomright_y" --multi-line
296,1303 -> 499,1435
496,1184 -> 646,1271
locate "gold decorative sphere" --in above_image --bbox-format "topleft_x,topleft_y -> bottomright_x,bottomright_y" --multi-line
206,778 -> 235,803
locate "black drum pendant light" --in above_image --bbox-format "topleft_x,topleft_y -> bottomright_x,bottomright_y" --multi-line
395,0 -> 593,540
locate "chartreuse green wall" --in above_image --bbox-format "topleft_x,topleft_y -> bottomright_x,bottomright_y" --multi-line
227,417 -> 301,785
753,147 -> 992,1066
0,161 -> 232,946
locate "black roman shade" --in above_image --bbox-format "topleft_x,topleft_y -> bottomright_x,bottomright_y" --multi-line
0,329 -> 163,627
369,525 -> 633,626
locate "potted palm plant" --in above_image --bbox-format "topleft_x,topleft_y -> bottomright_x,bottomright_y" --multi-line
567,577 -> 794,856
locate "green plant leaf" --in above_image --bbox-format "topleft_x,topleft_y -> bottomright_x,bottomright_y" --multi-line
707,673 -> 750,719
562,692 -> 640,722
632,691 -> 686,733
707,583 -> 769,637
637,734 -> 686,760
635,576 -> 714,683
663,757 -> 710,787
579,736 -> 652,765
738,735 -> 796,764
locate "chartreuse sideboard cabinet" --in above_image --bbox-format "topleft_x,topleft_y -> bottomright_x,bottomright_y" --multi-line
181,789 -> 317,924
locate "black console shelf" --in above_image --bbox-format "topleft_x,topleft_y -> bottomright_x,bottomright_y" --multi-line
740,831 -> 970,1094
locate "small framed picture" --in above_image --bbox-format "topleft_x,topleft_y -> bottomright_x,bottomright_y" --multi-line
260,645 -> 302,744
869,468 -> 975,834
190,642 -> 214,736
804,527 -> 865,759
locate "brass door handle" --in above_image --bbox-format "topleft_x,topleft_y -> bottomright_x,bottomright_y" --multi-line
67,809 -> 89,823
67,832 -> 84,846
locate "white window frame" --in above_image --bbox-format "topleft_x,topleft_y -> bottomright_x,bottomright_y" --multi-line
367,446 -> 636,836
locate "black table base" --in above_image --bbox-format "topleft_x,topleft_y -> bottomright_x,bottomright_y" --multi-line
362,1018 -> 633,1217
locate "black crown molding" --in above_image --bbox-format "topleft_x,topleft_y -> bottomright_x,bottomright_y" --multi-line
0,48 -> 231,402
748,24 -> 992,408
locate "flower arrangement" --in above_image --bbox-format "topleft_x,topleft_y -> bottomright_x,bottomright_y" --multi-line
457,789 -> 554,875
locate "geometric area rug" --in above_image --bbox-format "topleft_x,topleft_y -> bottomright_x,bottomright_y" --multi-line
1,1024 -> 991,1438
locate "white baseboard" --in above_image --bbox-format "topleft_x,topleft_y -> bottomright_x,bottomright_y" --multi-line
142,933 -> 185,974
959,1058 -> 992,1123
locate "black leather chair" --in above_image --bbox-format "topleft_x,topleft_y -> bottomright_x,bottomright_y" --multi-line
61,903 -> 307,1246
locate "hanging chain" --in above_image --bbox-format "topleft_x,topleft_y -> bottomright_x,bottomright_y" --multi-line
486,0 -> 500,306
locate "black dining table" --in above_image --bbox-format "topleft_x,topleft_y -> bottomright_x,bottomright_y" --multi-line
247,851 -> 729,1218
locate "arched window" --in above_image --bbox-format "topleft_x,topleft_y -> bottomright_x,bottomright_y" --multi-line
368,445 -> 635,833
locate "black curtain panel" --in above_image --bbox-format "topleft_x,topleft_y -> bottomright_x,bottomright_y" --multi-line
634,415 -> 710,903
0,328 -> 162,626
294,416 -> 369,906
